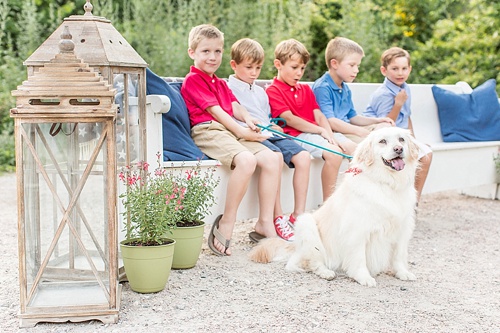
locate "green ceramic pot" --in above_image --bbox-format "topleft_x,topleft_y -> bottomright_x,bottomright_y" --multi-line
120,238 -> 175,293
169,222 -> 205,269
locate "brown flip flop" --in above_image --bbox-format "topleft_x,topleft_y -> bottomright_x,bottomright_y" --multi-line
208,214 -> 231,256
248,231 -> 266,243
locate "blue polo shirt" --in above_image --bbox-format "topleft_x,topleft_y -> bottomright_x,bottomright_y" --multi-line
364,77 -> 411,128
312,72 -> 357,123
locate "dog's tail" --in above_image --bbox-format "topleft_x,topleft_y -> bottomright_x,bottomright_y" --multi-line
248,237 -> 294,263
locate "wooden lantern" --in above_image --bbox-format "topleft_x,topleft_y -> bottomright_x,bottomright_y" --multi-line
23,0 -> 148,168
22,0 -> 150,283
10,27 -> 120,327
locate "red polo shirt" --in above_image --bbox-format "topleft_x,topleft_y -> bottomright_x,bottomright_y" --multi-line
181,66 -> 238,126
266,78 -> 320,137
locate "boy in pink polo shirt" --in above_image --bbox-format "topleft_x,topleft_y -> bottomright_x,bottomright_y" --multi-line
181,25 -> 291,256
266,39 -> 345,201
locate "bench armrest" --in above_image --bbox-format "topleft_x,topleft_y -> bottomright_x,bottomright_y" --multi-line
146,94 -> 171,114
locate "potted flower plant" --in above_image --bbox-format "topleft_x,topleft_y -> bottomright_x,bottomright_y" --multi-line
167,160 -> 220,269
118,159 -> 178,293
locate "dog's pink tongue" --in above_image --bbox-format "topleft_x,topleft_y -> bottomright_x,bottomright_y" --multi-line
391,158 -> 405,171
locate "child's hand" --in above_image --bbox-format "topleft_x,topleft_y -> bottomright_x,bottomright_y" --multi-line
271,124 -> 284,133
395,90 -> 408,107
245,118 -> 260,132
239,127 -> 268,142
318,128 -> 335,144
378,117 -> 395,126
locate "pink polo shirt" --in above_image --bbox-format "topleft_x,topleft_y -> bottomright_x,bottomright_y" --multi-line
181,66 -> 238,126
266,78 -> 320,137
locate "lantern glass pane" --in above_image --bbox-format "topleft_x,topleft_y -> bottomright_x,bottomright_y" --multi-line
114,73 -> 140,167
20,121 -> 112,307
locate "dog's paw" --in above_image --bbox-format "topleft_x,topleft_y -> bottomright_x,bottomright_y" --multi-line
395,270 -> 416,281
315,267 -> 336,280
354,275 -> 377,287
285,261 -> 305,273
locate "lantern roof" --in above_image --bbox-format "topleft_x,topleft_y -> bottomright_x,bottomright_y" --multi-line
24,0 -> 147,68
12,26 -> 117,117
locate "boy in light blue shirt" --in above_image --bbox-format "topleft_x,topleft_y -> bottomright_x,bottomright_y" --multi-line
364,47 -> 432,204
312,37 -> 393,155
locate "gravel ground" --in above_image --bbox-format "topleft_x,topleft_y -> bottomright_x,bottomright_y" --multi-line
0,172 -> 499,333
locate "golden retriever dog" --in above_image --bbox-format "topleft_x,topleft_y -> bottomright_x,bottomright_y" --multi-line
249,127 -> 420,287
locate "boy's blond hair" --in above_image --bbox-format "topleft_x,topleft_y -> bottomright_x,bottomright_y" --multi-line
188,24 -> 224,51
231,38 -> 265,65
325,37 -> 364,69
381,47 -> 411,68
274,39 -> 310,65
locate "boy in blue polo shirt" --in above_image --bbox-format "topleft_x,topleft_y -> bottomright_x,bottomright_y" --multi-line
364,47 -> 432,204
312,37 -> 393,155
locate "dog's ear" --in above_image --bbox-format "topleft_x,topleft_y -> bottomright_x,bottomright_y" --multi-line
353,136 -> 374,166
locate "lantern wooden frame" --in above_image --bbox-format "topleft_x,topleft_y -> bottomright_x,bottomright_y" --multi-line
22,0 -> 150,286
11,27 -> 120,327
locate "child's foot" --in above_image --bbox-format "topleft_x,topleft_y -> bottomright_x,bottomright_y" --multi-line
274,216 -> 295,241
288,214 -> 297,228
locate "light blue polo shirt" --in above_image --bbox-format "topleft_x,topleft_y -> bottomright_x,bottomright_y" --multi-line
364,77 -> 411,128
312,72 -> 358,123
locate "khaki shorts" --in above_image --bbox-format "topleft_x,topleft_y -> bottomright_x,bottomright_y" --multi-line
191,121 -> 268,168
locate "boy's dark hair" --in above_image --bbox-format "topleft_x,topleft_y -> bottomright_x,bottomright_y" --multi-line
274,39 -> 310,65
231,38 -> 265,64
381,47 -> 411,68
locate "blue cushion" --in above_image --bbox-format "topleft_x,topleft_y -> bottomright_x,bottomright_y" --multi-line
432,79 -> 500,142
146,68 -> 209,161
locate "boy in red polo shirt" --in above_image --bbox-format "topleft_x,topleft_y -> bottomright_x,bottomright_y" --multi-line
181,25 -> 291,256
266,39 -> 345,202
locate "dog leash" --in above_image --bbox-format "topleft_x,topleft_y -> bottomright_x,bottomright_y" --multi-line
256,123 -> 353,159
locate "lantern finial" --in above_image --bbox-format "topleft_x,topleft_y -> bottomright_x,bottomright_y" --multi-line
84,0 -> 93,16
58,26 -> 74,53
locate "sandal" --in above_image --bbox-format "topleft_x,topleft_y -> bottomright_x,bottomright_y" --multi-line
248,231 -> 266,243
208,214 -> 231,256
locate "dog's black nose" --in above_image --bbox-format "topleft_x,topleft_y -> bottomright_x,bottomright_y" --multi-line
394,146 -> 403,155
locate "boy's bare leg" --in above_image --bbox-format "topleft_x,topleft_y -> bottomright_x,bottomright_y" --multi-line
341,140 -> 358,156
273,155 -> 285,218
321,149 -> 343,201
254,149 -> 281,238
415,152 -> 432,204
290,151 -> 310,217
214,151 -> 257,255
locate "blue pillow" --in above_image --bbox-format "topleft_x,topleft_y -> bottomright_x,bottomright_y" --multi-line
146,68 -> 209,161
432,79 -> 500,142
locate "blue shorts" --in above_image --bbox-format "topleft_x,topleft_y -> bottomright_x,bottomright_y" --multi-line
261,135 -> 306,168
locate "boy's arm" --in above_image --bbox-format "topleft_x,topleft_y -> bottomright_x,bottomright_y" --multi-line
328,116 -> 371,138
350,115 -> 394,127
206,104 -> 267,142
231,102 -> 259,131
386,90 -> 408,122
314,109 -> 340,145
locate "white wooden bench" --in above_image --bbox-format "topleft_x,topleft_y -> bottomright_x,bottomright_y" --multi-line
144,79 -> 500,223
